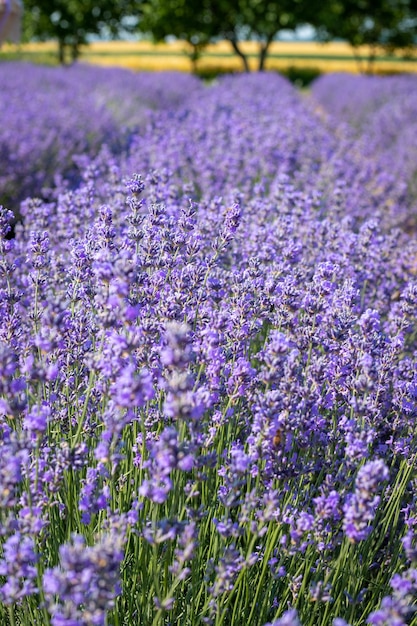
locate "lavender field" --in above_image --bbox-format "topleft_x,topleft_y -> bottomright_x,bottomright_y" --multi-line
1,62 -> 417,626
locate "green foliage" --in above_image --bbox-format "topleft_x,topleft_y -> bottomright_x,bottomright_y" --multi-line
316,0 -> 417,73
138,0 -> 417,73
279,66 -> 322,87
20,0 -> 417,72
140,0 -> 323,72
22,0 -> 137,64
193,66 -> 238,82
140,0 -> 214,70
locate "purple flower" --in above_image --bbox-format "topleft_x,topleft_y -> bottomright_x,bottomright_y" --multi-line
160,321 -> 194,369
0,534 -> 38,604
43,533 -> 124,626
139,426 -> 195,504
169,521 -> 197,577
367,595 -> 408,626
209,545 -> 245,597
343,459 -> 389,542
139,476 -> 173,504
79,466 -> 111,524
264,608 -> 302,626
111,364 -> 154,409
125,173 -> 145,196
0,435 -> 26,508
402,526 -> 417,563
23,403 -> 50,436
313,490 -> 341,521
227,356 -> 256,398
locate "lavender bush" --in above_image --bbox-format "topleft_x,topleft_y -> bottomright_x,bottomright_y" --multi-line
1,66 -> 417,625
311,73 -> 417,231
1,62 -> 202,214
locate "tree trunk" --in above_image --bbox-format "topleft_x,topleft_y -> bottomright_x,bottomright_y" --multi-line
58,39 -> 66,65
351,47 -> 364,74
71,40 -> 80,64
188,42 -> 200,74
366,46 -> 376,74
229,37 -> 250,72
258,36 -> 274,72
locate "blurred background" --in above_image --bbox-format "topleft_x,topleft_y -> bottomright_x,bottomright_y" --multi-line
1,0 -> 417,80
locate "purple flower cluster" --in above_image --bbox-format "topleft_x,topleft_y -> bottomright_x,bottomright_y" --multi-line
367,568 -> 417,625
311,73 -> 417,232
43,533 -> 124,626
1,66 -> 417,625
0,534 -> 38,604
0,62 -> 202,214
343,459 -> 389,542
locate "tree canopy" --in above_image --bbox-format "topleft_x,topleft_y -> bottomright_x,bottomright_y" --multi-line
141,0 -> 323,71
140,0 -> 417,72
23,0 -> 136,63
316,0 -> 417,72
21,0 -> 417,71
140,0 -> 213,70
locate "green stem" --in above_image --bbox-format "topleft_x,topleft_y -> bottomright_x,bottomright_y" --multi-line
8,606 -> 16,626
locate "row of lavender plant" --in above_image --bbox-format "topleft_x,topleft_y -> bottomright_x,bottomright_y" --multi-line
1,62 -> 202,214
1,69 -> 417,625
311,73 -> 417,232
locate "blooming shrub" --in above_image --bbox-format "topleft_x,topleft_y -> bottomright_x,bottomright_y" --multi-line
0,62 -> 202,214
1,67 -> 417,625
311,73 -> 417,231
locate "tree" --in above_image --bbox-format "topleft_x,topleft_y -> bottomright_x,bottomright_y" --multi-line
140,0 -> 213,72
23,0 -> 136,64
209,0 -> 321,72
316,0 -> 417,73
140,0 -> 322,72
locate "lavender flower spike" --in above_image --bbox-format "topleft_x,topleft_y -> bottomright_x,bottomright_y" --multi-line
264,608 -> 303,625
43,533 -> 124,626
343,459 -> 389,543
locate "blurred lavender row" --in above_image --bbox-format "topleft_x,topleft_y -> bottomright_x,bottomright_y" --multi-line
1,62 -> 202,213
311,72 -> 417,231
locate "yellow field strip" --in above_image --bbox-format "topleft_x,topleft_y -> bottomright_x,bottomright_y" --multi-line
3,39 -> 417,73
